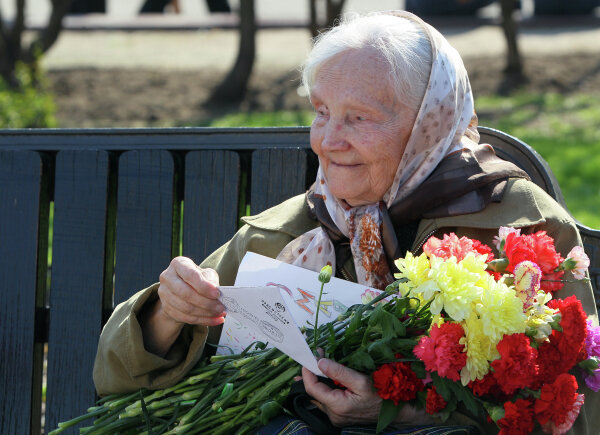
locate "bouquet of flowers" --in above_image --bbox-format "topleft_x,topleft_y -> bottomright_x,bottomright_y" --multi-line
368,227 -> 598,434
51,227 -> 598,435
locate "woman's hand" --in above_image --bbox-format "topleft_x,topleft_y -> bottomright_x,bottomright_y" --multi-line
302,358 -> 435,428
140,256 -> 225,356
302,358 -> 382,426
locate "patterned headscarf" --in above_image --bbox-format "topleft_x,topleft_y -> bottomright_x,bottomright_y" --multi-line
277,11 -> 481,289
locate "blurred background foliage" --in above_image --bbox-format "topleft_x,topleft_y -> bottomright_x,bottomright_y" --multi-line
0,64 -> 56,128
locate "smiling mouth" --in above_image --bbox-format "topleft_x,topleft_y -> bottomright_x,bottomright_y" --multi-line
331,162 -> 361,168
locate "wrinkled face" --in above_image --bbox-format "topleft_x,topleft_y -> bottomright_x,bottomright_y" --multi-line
310,49 -> 416,207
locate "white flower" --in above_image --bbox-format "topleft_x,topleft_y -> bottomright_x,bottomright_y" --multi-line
493,226 -> 521,251
566,246 -> 590,280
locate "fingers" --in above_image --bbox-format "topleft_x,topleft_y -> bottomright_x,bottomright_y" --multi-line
170,256 -> 220,298
302,361 -> 381,427
317,359 -> 371,393
157,257 -> 225,326
302,366 -> 341,403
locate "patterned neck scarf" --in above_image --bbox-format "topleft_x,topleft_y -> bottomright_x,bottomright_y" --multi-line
277,11 -> 483,289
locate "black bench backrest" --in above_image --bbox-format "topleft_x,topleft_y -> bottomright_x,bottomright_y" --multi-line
0,126 -> 598,434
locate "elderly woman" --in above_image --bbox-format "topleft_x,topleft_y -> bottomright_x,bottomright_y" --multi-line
94,11 -> 599,434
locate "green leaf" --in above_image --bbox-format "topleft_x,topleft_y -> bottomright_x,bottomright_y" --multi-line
376,399 -> 402,433
346,306 -> 366,336
447,380 -> 481,417
259,401 -> 283,425
367,307 -> 405,341
367,339 -> 396,362
346,349 -> 376,372
431,373 -> 452,402
410,362 -> 427,379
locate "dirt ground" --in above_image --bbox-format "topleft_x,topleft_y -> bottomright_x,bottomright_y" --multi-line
47,52 -> 600,128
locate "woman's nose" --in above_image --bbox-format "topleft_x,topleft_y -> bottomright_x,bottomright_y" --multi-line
321,121 -> 348,151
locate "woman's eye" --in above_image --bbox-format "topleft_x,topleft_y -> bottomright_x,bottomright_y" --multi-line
356,115 -> 366,121
315,108 -> 328,118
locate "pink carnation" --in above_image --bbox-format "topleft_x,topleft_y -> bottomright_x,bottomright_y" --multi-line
566,246 -> 590,280
423,233 -> 493,262
414,322 -> 467,382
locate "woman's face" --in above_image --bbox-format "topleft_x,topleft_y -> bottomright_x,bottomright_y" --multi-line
310,49 -> 417,207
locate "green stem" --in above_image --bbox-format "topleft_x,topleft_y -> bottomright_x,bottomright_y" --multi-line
313,279 -> 327,352
47,407 -> 107,434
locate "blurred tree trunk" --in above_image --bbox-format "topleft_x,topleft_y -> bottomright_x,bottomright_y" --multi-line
0,0 -> 73,88
209,0 -> 255,103
309,0 -> 346,38
499,0 -> 523,75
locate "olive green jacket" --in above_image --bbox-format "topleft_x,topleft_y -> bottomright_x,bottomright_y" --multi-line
93,178 -> 599,433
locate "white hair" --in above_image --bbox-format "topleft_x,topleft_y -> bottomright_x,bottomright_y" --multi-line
301,13 -> 432,112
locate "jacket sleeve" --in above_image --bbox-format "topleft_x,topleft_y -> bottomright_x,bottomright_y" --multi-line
92,284 -> 208,396
93,224 -> 297,396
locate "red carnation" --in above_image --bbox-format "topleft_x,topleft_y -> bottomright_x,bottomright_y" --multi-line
534,373 -> 579,427
469,372 -> 501,398
529,231 -> 562,275
537,296 -> 588,385
548,296 -> 587,359
414,322 -> 467,382
537,296 -> 587,385
425,386 -> 447,415
540,270 -> 565,293
503,231 -> 565,293
491,333 -> 538,395
372,362 -> 425,405
504,232 -> 536,272
538,296 -> 587,384
536,341 -> 565,387
472,239 -> 495,261
498,399 -> 535,435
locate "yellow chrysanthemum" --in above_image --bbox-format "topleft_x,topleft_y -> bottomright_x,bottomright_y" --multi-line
456,252 -> 492,288
421,255 -> 483,321
394,252 -> 431,297
459,312 -> 498,384
475,276 -> 527,343
394,252 -> 430,284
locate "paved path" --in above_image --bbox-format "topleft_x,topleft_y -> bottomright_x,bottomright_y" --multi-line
4,0 -> 594,71
41,24 -> 600,72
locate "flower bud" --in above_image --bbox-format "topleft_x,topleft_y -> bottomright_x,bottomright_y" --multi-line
318,265 -> 333,283
486,258 -> 509,273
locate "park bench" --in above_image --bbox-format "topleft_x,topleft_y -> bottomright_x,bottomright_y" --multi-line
1,126 -> 599,434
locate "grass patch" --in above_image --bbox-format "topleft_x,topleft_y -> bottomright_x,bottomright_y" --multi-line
205,110 -> 314,128
477,93 -> 600,229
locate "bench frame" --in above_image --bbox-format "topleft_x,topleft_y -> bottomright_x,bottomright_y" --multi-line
1,126 -> 598,434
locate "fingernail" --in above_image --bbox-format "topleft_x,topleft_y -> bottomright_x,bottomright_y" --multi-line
317,358 -> 330,372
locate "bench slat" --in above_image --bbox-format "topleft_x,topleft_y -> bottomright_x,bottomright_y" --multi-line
45,151 -> 111,432
183,150 -> 240,264
0,151 -> 44,434
114,150 -> 175,305
250,149 -> 307,215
